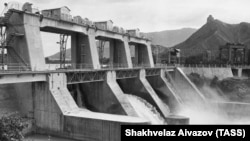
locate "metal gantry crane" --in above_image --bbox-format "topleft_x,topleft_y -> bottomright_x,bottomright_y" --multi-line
98,40 -> 105,64
58,34 -> 69,68
0,25 -> 7,70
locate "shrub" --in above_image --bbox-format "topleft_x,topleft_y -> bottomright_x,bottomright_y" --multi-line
0,113 -> 27,141
188,73 -> 205,88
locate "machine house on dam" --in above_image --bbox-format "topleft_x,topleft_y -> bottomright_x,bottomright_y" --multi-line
1,2 -> 250,141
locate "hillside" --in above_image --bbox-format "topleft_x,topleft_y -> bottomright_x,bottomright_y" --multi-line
144,28 -> 196,47
172,15 -> 250,58
47,48 -> 71,60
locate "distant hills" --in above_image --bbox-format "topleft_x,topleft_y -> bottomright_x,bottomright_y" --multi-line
172,15 -> 250,58
144,28 -> 196,47
47,48 -> 71,61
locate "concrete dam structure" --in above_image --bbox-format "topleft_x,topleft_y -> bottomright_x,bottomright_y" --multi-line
0,6 -> 201,140
1,3 -> 250,141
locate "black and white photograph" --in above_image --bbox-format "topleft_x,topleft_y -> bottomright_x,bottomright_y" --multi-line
1,0 -> 250,140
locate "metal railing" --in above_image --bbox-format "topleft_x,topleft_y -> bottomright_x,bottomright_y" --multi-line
0,63 -> 31,72
161,63 -> 250,68
154,63 -> 176,68
2,63 -> 250,73
45,63 -> 155,71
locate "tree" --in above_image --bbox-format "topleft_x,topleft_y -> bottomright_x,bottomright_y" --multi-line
0,113 -> 27,141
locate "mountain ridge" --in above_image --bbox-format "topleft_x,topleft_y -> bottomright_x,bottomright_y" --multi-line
144,28 -> 196,47
172,15 -> 250,59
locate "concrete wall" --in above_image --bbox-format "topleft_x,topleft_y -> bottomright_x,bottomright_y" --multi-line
181,67 -> 233,80
0,84 -> 18,117
241,69 -> 250,77
213,102 -> 250,119
63,115 -> 124,141
14,83 -> 34,117
0,83 -> 34,118
34,82 -> 63,132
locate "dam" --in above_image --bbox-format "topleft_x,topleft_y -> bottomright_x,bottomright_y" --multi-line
1,2 -> 250,141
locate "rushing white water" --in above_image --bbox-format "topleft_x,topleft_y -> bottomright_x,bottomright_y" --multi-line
126,94 -> 166,124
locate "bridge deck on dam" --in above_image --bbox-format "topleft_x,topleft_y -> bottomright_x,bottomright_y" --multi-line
0,66 -> 175,84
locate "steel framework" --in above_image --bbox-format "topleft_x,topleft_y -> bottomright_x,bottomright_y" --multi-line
66,71 -> 106,84
116,69 -> 139,79
59,34 -> 69,68
145,68 -> 161,76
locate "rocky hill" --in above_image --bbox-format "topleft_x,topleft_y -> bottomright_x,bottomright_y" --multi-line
172,15 -> 250,58
144,28 -> 196,47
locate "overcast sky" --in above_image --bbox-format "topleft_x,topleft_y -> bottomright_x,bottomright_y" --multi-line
1,0 -> 250,56
2,0 -> 250,32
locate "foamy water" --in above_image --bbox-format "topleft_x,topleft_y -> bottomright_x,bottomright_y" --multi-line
126,94 -> 166,124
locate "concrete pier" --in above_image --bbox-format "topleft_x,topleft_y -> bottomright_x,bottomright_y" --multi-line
9,12 -> 46,71
71,33 -> 100,69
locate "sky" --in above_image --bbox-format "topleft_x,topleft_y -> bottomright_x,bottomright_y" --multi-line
1,0 -> 250,56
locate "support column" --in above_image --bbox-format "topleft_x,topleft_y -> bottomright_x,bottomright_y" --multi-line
228,47 -> 232,63
88,33 -> 100,69
136,43 -> 154,68
109,39 -> 114,67
123,40 -> 133,68
219,48 -> 222,60
113,39 -> 132,68
237,68 -> 242,77
146,43 -> 155,67
233,48 -> 237,63
134,44 -> 139,65
243,48 -> 246,64
10,12 -> 46,71
71,32 -> 100,69
168,50 -> 171,64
